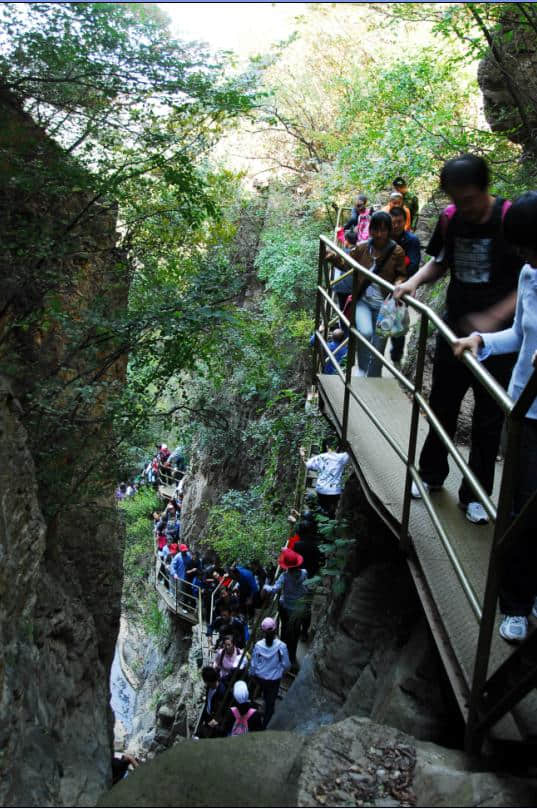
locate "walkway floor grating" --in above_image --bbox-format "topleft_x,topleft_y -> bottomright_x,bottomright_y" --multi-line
317,373 -> 537,743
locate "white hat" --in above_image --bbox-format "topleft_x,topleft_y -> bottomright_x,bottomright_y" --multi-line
233,681 -> 249,704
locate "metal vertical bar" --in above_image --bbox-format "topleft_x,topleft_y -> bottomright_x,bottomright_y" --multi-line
341,267 -> 359,442
400,313 -> 429,553
313,240 -> 325,384
322,250 -> 331,345
465,415 -> 522,753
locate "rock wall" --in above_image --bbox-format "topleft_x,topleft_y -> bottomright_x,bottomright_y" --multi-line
0,93 -> 127,805
477,9 -> 537,164
120,610 -> 203,759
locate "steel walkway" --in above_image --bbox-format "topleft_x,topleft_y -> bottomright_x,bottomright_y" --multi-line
317,374 -> 537,743
313,235 -> 537,752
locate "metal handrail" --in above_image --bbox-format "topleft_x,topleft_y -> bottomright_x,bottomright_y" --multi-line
155,556 -> 199,614
158,463 -> 185,490
316,238 -> 514,512
209,579 -> 223,627
320,235 -> 514,414
314,234 -> 537,751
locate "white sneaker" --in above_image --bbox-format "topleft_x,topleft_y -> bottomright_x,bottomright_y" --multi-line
499,615 -> 528,643
411,480 -> 428,499
464,501 -> 489,525
410,481 -> 442,499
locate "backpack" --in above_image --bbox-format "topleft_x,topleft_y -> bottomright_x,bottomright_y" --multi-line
230,706 -> 256,736
356,212 -> 371,242
440,198 -> 511,239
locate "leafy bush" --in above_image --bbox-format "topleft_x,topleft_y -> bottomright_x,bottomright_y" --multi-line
206,487 -> 288,566
317,516 -> 354,596
120,488 -> 160,606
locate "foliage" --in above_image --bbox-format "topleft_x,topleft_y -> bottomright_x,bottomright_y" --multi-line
248,2 -> 532,210
206,486 -> 288,566
143,592 -> 169,644
1,3 -> 259,515
120,487 -> 159,604
255,194 -> 321,306
317,516 -> 354,597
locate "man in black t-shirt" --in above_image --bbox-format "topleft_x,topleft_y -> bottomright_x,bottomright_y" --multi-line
394,154 -> 522,524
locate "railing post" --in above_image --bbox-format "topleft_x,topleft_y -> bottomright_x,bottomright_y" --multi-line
400,313 -> 428,552
321,249 -> 331,347
465,413 -> 522,752
342,266 -> 359,443
313,240 -> 325,384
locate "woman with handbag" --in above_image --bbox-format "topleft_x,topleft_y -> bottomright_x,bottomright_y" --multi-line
329,211 -> 407,377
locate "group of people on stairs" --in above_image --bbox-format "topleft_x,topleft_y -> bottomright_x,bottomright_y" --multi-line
194,444 -> 350,736
394,156 -> 537,644
319,153 -> 537,646
328,177 -> 421,378
114,433 -> 350,738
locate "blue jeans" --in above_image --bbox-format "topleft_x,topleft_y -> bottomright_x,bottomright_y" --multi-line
355,298 -> 387,377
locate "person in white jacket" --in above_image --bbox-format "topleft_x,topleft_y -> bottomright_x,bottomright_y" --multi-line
249,617 -> 290,729
300,440 -> 349,518
453,191 -> 537,643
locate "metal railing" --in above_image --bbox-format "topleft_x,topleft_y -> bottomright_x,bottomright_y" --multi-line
155,555 -> 200,618
157,463 -> 185,492
313,235 -> 537,751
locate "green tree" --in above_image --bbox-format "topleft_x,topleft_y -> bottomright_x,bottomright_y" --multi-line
0,3 -> 257,514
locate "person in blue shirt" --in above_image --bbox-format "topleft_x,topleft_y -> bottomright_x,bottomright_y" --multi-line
170,544 -> 193,608
228,564 -> 259,618
263,548 -> 313,668
310,327 -> 348,375
389,206 -> 421,367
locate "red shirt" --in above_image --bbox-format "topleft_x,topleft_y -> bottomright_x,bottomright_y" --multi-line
287,534 -> 300,550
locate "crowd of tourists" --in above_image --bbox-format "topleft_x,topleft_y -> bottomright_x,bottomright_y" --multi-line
324,176 -> 421,378
141,437 -> 350,736
321,154 -> 537,646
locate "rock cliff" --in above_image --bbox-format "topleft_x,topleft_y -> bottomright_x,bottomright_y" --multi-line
0,93 -> 127,806
477,9 -> 537,164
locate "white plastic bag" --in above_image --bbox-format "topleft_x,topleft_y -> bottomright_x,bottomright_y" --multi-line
375,296 -> 410,338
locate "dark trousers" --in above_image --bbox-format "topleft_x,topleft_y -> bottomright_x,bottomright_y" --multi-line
257,677 -> 281,729
337,292 -> 350,336
419,335 -> 514,505
316,492 -> 339,519
279,604 -> 302,665
500,418 -> 537,616
391,335 -> 405,363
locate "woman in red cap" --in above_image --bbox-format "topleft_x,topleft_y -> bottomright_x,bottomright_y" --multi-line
263,549 -> 313,669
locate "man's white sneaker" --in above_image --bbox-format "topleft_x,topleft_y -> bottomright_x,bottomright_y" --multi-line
499,615 -> 528,643
464,501 -> 489,525
411,480 -> 428,499
410,481 -> 442,499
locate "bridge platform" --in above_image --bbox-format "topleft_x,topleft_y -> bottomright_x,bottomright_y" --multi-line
317,372 -> 537,744
155,558 -> 198,624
